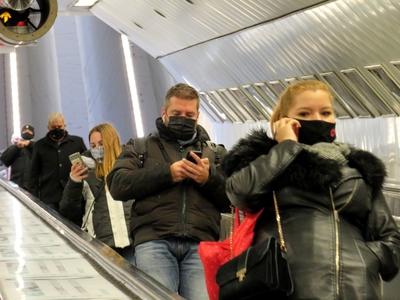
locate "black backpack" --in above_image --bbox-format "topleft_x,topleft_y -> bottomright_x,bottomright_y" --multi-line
126,137 -> 147,168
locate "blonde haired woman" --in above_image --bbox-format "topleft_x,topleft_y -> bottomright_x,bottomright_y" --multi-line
60,123 -> 133,260
222,80 -> 400,299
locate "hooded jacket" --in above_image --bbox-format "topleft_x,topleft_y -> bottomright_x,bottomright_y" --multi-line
107,118 -> 230,247
222,129 -> 400,300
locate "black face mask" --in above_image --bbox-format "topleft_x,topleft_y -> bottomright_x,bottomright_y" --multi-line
21,132 -> 34,140
297,119 -> 336,145
167,116 -> 197,140
48,128 -> 66,141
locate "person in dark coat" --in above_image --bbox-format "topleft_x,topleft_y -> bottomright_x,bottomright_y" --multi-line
1,124 -> 35,190
30,112 -> 86,211
107,83 -> 230,300
223,80 -> 400,300
59,123 -> 133,261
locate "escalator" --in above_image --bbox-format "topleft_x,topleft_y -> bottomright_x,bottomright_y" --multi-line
1,176 -> 399,299
0,178 -> 181,300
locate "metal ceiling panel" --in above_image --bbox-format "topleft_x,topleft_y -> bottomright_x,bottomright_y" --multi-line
160,0 -> 400,90
90,0 -> 326,57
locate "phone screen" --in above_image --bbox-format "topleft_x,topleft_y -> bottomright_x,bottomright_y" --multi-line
68,152 -> 86,166
186,151 -> 202,163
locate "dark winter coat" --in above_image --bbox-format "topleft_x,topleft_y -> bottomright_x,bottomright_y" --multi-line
222,129 -> 400,300
107,120 -> 230,247
30,133 -> 87,210
60,162 -> 133,249
0,142 -> 34,190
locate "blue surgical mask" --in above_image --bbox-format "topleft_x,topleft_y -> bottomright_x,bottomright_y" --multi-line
90,146 -> 104,162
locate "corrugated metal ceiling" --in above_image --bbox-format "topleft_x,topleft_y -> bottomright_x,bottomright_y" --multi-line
91,0 -> 327,57
160,0 -> 400,89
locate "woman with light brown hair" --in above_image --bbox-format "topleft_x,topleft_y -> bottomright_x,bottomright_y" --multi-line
222,80 -> 400,299
60,123 -> 133,261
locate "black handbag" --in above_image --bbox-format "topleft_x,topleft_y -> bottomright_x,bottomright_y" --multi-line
216,191 -> 294,300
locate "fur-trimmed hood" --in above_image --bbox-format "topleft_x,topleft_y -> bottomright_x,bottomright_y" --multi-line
222,129 -> 386,195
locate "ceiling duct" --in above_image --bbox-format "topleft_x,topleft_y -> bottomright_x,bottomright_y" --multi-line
0,0 -> 57,46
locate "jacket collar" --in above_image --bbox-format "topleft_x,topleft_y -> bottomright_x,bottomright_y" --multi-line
222,129 -> 386,194
222,129 -> 277,177
43,132 -> 73,148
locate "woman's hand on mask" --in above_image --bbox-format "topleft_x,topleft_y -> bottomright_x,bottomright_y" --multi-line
70,163 -> 88,183
273,118 -> 301,143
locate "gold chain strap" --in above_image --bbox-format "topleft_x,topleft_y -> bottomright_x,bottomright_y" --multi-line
229,205 -> 235,258
273,191 -> 287,252
229,191 -> 286,257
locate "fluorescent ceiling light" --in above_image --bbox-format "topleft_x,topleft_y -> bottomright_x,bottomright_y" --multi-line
10,51 -> 21,136
73,0 -> 98,7
121,34 -> 144,138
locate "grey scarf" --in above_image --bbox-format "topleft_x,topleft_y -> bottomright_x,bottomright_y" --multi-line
178,129 -> 198,146
303,142 -> 350,165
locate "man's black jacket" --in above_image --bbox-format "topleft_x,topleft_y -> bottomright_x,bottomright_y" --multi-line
107,120 -> 230,246
1,142 -> 34,190
30,133 -> 86,210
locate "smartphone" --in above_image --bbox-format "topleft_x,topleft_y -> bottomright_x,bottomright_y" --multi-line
68,152 -> 86,167
186,150 -> 202,163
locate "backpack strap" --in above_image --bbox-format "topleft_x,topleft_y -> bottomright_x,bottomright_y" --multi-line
205,141 -> 225,166
127,136 -> 148,168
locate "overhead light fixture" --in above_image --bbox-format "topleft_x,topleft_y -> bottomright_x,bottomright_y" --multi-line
121,34 -> 144,138
73,0 -> 98,7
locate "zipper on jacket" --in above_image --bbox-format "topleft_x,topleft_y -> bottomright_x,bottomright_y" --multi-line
331,179 -> 358,298
182,186 -> 187,234
330,188 -> 340,298
179,145 -> 187,235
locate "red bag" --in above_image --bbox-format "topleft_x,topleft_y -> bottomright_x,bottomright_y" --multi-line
198,209 -> 264,300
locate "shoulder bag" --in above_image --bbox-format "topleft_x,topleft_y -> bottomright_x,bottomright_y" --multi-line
216,191 -> 294,299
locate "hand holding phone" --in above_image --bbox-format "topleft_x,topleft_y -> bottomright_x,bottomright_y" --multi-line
69,152 -> 88,181
186,150 -> 202,164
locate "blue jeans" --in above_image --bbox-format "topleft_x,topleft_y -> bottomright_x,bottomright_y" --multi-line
134,237 -> 208,300
114,245 -> 135,265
